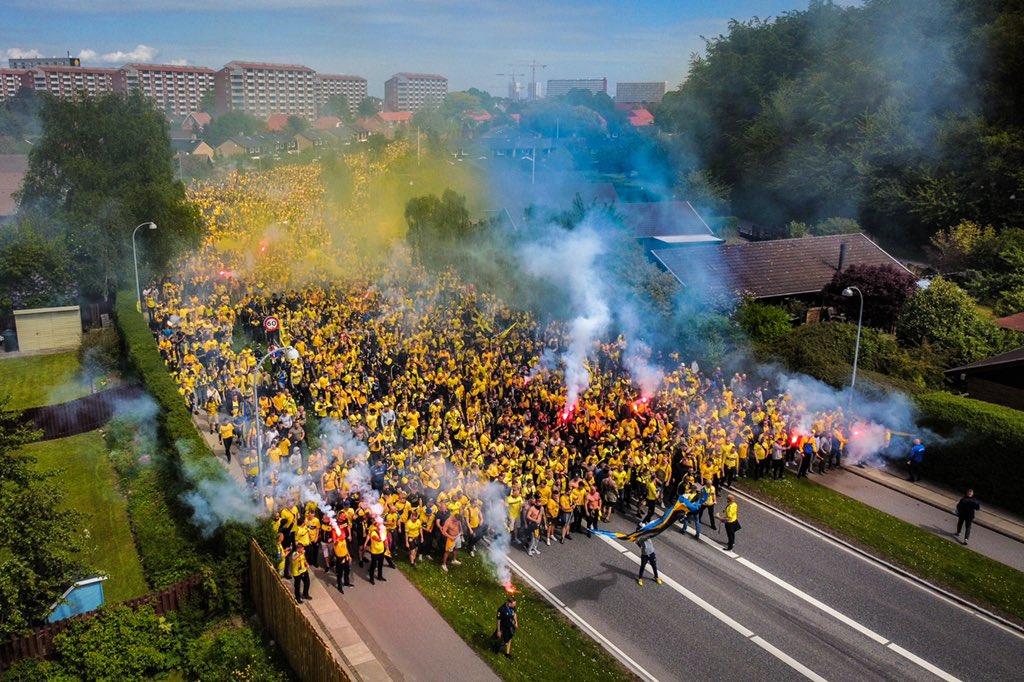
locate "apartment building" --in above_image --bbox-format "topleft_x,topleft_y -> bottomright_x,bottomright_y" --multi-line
545,78 -> 607,99
615,81 -> 667,104
316,73 -> 367,116
30,66 -> 124,99
383,72 -> 447,112
121,63 -> 216,116
0,69 -> 33,101
214,61 -> 317,119
8,55 -> 80,69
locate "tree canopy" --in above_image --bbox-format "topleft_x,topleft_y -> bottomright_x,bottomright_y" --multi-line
17,92 -> 201,298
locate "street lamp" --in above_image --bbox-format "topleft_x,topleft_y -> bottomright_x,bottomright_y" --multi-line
522,148 -> 536,185
132,221 -> 157,312
252,345 -> 300,497
841,286 -> 864,400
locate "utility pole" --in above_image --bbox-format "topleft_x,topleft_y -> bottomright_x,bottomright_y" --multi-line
416,126 -> 421,164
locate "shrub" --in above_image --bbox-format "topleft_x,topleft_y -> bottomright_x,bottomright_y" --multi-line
914,392 -> 1024,515
53,604 -> 185,681
78,326 -> 121,376
185,622 -> 287,682
824,264 -> 918,330
735,300 -> 791,345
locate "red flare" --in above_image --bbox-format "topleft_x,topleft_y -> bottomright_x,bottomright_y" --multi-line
503,582 -> 518,595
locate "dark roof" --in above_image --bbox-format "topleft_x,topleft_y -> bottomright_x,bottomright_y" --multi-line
318,73 -> 366,82
0,154 -> 28,217
653,233 -> 910,299
947,347 -> 1024,374
124,63 -> 215,74
618,201 -> 714,239
225,136 -> 262,148
224,61 -> 314,72
389,72 -> 446,80
995,312 -> 1024,333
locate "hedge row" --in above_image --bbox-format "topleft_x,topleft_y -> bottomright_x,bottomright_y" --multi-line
113,291 -> 274,609
915,391 -> 1024,515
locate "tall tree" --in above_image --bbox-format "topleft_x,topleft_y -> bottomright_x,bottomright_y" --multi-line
18,92 -> 201,298
0,399 -> 88,638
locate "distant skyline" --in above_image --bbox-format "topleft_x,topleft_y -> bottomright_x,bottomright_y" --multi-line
2,1 -> 818,98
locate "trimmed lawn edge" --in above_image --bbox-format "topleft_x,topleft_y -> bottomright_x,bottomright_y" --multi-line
397,554 -> 637,682
738,476 -> 1024,625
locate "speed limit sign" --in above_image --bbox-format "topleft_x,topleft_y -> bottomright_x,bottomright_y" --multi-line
263,316 -> 280,333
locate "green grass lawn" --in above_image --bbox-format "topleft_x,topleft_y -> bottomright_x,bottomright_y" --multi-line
0,352 -> 90,410
740,476 -> 1024,623
20,431 -> 149,603
398,554 -> 634,682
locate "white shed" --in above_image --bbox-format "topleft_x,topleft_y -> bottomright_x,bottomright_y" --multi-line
13,305 -> 82,352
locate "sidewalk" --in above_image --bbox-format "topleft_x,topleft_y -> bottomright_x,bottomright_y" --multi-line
196,416 -> 496,681
809,464 -> 1024,572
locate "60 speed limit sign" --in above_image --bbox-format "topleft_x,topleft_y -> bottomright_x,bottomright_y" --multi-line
263,316 -> 280,333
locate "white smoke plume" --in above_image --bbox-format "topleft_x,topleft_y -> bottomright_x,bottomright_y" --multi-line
177,440 -> 263,537
479,481 -> 512,588
518,224 -> 611,405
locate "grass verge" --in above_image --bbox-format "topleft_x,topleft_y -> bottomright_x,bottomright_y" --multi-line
0,351 -> 88,410
398,554 -> 634,682
20,430 -> 149,603
740,476 -> 1024,623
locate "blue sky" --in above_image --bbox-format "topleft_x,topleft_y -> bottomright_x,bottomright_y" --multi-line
2,1 -> 816,97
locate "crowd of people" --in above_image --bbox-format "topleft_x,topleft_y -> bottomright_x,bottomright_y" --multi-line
146,163 -> 872,602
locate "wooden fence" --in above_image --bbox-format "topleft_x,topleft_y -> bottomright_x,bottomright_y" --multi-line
0,573 -> 204,671
19,384 -> 143,440
249,540 -> 349,682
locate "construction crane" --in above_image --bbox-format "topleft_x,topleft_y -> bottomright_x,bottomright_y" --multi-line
514,60 -> 547,99
496,72 -> 524,100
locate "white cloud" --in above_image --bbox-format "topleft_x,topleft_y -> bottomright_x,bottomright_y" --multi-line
5,48 -> 43,59
168,58 -> 188,66
77,44 -> 160,64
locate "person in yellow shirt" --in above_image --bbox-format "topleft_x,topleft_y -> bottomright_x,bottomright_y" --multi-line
305,511 -> 321,568
465,500 -> 483,558
218,420 -> 235,463
332,523 -> 352,593
405,513 -> 424,566
717,495 -> 740,551
290,544 -> 311,604
366,523 -> 387,584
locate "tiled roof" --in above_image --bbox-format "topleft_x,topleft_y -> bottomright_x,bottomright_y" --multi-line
653,233 -> 911,299
995,312 -> 1024,333
313,116 -> 342,129
0,154 -> 28,217
224,61 -> 314,72
124,63 -> 215,73
618,201 -> 714,238
266,114 -> 290,131
184,111 -> 212,126
378,111 -> 413,123
947,347 -> 1024,374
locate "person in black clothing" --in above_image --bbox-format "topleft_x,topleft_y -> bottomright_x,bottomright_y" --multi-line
495,596 -> 518,658
955,489 -> 981,545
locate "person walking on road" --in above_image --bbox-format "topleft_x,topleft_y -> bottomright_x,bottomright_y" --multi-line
955,489 -> 981,545
718,495 -> 741,551
495,596 -> 519,658
907,438 -> 925,482
636,536 -> 662,586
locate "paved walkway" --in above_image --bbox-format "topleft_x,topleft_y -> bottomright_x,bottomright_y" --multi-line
195,415 -> 494,681
809,464 -> 1024,572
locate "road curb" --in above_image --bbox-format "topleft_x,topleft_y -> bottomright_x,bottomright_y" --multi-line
840,466 -> 1024,544
731,485 -> 1024,638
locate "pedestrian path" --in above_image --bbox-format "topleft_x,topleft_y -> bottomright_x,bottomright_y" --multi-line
194,415 -> 495,681
809,465 -> 1024,572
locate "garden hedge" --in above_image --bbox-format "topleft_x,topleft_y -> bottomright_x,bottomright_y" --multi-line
113,291 -> 274,609
915,391 -> 1024,515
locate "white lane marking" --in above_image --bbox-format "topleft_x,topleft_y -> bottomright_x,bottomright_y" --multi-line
734,556 -> 889,645
506,555 -> 660,682
750,636 -> 828,682
599,535 -> 827,681
887,644 -> 963,682
673,509 -> 968,680
728,488 -> 1024,642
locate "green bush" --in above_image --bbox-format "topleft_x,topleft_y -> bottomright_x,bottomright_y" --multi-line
53,604 -> 185,681
915,392 -> 1024,515
767,321 -> 944,390
185,622 -> 288,682
1,658 -> 76,682
77,326 -> 121,376
735,300 -> 791,345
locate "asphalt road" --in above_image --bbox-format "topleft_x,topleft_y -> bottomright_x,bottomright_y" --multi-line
508,493 -> 1024,682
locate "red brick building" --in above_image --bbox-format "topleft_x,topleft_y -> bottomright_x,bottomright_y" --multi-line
121,63 -> 215,116
29,65 -> 124,99
214,61 -> 317,119
0,69 -> 33,101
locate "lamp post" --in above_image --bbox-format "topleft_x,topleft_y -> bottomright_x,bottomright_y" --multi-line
252,345 -> 299,497
841,286 -> 864,401
522,148 -> 536,185
131,221 -> 157,312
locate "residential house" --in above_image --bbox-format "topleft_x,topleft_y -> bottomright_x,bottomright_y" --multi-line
216,136 -> 264,158
946,347 -> 1024,411
617,201 -> 722,249
182,111 -> 212,134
